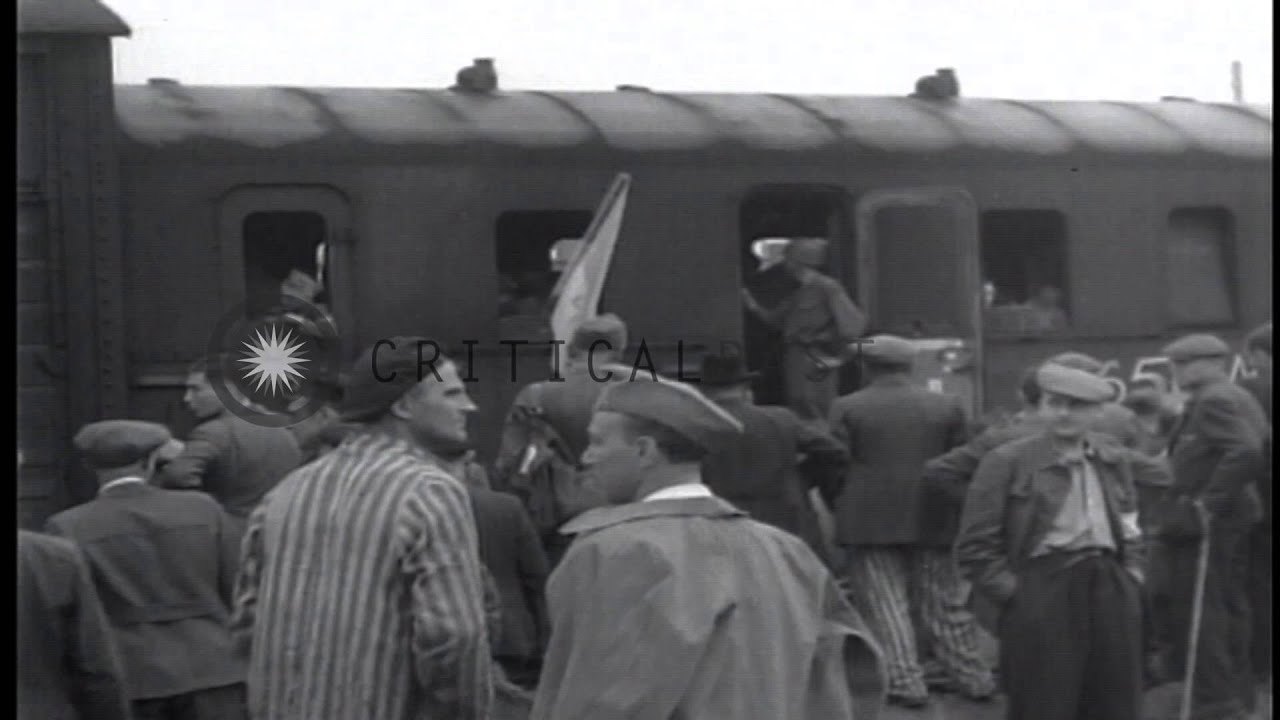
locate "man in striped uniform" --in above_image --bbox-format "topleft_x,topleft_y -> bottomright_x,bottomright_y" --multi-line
231,338 -> 494,720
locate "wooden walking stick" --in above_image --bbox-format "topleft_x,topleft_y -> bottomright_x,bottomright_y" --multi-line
1179,501 -> 1213,720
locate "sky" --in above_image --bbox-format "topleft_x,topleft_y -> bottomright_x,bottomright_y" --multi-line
105,0 -> 1272,104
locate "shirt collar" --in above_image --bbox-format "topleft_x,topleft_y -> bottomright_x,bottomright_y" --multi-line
642,483 -> 714,502
100,476 -> 146,494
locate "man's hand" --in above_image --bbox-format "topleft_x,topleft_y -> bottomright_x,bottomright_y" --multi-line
155,438 -> 186,464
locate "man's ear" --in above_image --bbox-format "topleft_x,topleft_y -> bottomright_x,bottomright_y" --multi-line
389,394 -> 414,421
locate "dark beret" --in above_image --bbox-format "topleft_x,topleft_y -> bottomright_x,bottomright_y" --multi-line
1162,334 -> 1231,362
339,337 -> 449,423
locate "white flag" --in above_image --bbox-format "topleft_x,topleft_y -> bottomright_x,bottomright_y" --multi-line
549,173 -> 631,344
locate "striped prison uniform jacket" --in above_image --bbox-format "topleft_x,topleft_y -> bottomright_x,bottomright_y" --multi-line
230,432 -> 494,720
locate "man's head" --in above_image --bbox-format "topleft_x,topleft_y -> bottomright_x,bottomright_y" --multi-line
1035,363 -> 1113,441
1163,334 -> 1232,390
783,237 -> 828,274
568,314 -> 628,365
74,420 -> 181,482
1031,285 -> 1063,309
1017,365 -> 1044,409
1245,322 -> 1272,375
281,269 -> 320,303
859,335 -> 916,378
581,378 -> 743,504
339,338 -> 478,452
183,358 -> 223,420
696,350 -> 760,403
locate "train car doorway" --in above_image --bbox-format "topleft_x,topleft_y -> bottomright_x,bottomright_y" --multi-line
738,186 -> 861,407
854,187 -> 984,417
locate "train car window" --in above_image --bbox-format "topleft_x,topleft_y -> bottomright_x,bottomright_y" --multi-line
495,210 -> 593,320
980,210 -> 1069,335
1166,207 -> 1236,326
739,186 -> 856,403
242,211 -> 328,317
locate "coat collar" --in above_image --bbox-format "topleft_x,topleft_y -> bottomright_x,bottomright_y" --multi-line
1023,431 -> 1125,470
559,496 -> 747,535
98,480 -> 154,498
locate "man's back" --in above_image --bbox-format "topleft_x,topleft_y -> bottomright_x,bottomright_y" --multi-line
46,484 -> 243,701
702,399 -> 843,555
828,378 -> 968,545
18,530 -> 131,720
234,432 -> 493,720
534,497 -> 883,720
466,485 -> 548,662
160,413 -> 302,517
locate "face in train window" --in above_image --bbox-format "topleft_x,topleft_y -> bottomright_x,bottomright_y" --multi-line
242,211 -> 329,317
494,210 -> 592,319
980,210 -> 1070,335
1166,207 -> 1236,327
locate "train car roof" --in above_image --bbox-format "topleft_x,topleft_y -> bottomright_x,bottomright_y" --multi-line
19,0 -> 130,35
115,83 -> 1272,161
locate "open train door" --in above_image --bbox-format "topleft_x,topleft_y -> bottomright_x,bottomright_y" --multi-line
854,187 -> 984,417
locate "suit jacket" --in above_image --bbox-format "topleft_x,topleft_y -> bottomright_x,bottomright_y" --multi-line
954,432 -> 1165,633
533,497 -> 885,720
158,411 -> 302,518
1161,376 -> 1269,537
466,486 -> 549,660
46,483 -> 245,700
828,375 -> 969,545
18,530 -> 131,720
701,397 -> 846,558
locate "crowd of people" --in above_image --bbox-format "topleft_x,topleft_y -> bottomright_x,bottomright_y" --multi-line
16,255 -> 1273,720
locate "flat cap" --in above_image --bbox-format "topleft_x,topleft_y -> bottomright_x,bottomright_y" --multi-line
1162,334 -> 1231,362
861,334 -> 916,366
74,420 -> 172,469
1047,352 -> 1104,374
595,376 -> 744,451
1037,364 -> 1115,404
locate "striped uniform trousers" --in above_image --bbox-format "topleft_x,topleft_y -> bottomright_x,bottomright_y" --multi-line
231,432 -> 494,720
843,545 -> 995,701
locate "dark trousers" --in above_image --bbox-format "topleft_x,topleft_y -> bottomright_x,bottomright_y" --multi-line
134,683 -> 247,720
783,344 -> 838,422
1248,525 -> 1272,680
1165,529 -> 1254,720
1000,552 -> 1142,720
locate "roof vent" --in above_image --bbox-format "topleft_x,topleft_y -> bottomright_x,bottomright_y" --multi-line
147,77 -> 181,87
616,84 -> 651,92
452,58 -> 498,93
911,68 -> 960,100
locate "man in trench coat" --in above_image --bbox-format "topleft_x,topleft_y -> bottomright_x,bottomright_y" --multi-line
532,376 -> 885,719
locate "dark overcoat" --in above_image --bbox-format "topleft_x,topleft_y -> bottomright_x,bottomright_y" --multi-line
46,483 -> 245,700
701,396 -> 847,557
18,530 -> 131,720
466,485 -> 550,661
827,375 -> 968,545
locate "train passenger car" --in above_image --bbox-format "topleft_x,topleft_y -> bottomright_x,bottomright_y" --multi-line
18,0 -> 1271,526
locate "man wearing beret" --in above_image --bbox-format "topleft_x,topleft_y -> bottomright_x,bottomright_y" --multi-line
19,528 -> 132,720
827,335 -> 994,707
1157,333 -> 1269,720
742,237 -> 867,422
531,376 -> 885,719
158,358 -> 302,546
1046,351 -> 1146,450
46,420 -> 247,720
231,339 -> 498,720
956,364 -> 1167,720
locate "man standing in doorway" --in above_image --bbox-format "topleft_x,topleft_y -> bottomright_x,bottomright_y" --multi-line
741,237 -> 866,422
